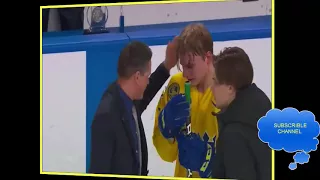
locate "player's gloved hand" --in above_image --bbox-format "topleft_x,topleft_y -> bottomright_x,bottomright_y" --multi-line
158,94 -> 190,139
177,133 -> 215,178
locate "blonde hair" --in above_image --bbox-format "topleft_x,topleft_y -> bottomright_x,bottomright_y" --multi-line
176,23 -> 213,71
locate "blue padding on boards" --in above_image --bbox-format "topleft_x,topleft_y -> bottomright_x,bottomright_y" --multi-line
42,33 -> 130,54
127,15 -> 271,46
85,39 -> 130,172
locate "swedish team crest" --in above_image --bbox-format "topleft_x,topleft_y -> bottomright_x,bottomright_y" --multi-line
167,82 -> 180,100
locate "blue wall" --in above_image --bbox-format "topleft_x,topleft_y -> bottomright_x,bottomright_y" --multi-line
42,15 -> 271,172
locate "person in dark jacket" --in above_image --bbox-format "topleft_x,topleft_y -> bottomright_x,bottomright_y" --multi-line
89,39 -> 179,175
209,47 -> 272,180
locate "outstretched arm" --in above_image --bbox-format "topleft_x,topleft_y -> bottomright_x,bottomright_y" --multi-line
135,36 -> 179,114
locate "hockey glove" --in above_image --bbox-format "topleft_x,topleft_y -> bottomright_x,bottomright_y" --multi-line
158,94 -> 190,139
177,133 -> 215,178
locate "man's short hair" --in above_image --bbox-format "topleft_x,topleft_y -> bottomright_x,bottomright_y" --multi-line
214,47 -> 254,90
177,23 -> 213,57
117,41 -> 152,78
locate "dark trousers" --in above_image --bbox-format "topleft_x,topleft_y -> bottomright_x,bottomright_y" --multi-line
42,8 -> 84,32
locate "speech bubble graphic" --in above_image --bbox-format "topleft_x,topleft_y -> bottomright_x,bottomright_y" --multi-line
257,107 -> 319,170
293,151 -> 310,164
288,163 -> 297,170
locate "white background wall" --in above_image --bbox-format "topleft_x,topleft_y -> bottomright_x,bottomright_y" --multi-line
42,38 -> 271,175
42,51 -> 87,173
47,0 -> 272,31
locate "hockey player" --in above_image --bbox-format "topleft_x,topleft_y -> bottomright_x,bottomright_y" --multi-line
152,23 -> 219,178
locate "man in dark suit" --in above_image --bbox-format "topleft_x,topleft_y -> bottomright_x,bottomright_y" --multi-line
89,39 -> 179,175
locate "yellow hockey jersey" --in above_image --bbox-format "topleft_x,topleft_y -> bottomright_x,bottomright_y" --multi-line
152,72 -> 220,178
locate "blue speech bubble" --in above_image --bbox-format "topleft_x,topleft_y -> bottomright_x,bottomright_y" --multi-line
288,163 -> 297,170
257,107 -> 319,170
293,151 -> 310,164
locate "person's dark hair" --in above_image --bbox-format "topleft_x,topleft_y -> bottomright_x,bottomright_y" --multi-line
117,41 -> 152,78
214,47 -> 254,90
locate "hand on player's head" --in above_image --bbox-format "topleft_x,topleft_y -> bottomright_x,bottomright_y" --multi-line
164,36 -> 180,70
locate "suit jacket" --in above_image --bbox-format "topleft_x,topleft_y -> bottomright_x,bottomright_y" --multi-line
89,63 -> 170,175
